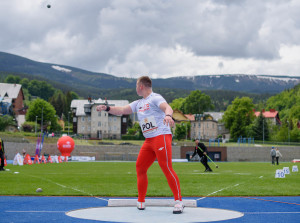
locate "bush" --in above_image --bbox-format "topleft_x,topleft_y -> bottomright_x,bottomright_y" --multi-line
0,115 -> 15,131
22,124 -> 33,132
22,121 -> 39,132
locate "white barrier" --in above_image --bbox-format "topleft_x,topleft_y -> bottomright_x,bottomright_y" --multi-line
71,156 -> 95,161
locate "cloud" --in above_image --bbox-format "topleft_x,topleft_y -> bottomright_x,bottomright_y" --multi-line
0,0 -> 300,78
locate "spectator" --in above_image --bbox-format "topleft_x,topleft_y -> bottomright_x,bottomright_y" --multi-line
0,137 -> 5,171
275,148 -> 282,165
270,147 -> 276,165
22,148 -> 26,158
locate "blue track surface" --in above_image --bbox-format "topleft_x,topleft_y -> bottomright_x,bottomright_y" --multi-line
1,196 -> 299,223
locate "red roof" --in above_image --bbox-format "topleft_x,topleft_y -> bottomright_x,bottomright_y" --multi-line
254,109 -> 278,118
184,114 -> 195,121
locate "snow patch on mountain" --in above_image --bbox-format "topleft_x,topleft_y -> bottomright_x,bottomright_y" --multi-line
52,65 -> 72,73
256,75 -> 299,83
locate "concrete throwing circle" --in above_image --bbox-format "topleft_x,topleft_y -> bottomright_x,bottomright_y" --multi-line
66,207 -> 244,222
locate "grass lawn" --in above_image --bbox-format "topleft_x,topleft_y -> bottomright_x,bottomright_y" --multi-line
0,162 -> 299,197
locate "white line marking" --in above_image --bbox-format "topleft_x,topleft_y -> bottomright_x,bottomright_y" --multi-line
197,184 -> 240,201
189,173 -> 220,175
245,212 -> 300,214
27,174 -> 94,196
234,173 -> 251,175
95,197 -> 109,201
6,211 -> 66,213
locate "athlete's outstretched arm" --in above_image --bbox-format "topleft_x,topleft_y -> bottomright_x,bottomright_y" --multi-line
159,102 -> 174,127
96,104 -> 133,116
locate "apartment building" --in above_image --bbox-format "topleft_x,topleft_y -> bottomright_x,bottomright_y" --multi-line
71,98 -> 130,139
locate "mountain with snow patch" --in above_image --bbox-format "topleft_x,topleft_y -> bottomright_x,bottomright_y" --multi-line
0,51 -> 299,94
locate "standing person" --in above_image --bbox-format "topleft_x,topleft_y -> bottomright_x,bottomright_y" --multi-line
190,139 -> 212,172
270,147 -> 276,165
96,76 -> 184,214
22,148 -> 26,158
0,137 -> 5,171
275,148 -> 282,165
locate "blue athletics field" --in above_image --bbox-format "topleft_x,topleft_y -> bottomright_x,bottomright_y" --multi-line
0,162 -> 299,222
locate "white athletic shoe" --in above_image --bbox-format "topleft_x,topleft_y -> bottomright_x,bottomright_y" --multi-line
173,200 -> 184,214
137,201 -> 145,210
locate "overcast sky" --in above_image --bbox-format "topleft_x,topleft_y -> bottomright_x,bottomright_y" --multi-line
1,0 -> 300,78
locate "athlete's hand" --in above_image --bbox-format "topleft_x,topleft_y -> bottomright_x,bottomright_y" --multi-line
163,115 -> 174,127
96,105 -> 107,111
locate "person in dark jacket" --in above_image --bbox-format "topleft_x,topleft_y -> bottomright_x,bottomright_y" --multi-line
190,139 -> 212,172
0,137 -> 5,171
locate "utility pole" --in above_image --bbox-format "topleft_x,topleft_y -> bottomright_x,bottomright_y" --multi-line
41,107 -> 43,133
35,116 -> 38,135
263,119 -> 264,144
68,111 -> 71,135
287,121 -> 290,145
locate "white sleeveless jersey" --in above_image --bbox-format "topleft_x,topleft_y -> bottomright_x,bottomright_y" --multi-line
130,92 -> 172,138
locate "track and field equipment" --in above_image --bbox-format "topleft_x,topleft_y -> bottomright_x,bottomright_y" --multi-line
197,146 -> 219,168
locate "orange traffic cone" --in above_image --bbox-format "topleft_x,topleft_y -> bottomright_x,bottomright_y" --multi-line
47,155 -> 53,163
23,154 -> 32,165
41,155 -> 47,164
34,155 -> 40,164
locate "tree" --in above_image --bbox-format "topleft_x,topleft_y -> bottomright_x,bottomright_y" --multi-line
64,91 -> 78,118
267,83 -> 300,121
0,115 -> 15,131
252,111 -> 269,140
222,97 -> 255,140
26,98 -> 59,131
20,78 -> 30,89
5,75 -> 21,84
174,122 -> 190,140
49,90 -> 65,118
289,105 -> 300,120
170,98 -> 185,110
39,81 -> 55,100
181,90 -> 214,114
28,80 -> 55,101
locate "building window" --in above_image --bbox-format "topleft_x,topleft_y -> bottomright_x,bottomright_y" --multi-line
123,117 -> 126,123
114,126 -> 117,131
98,122 -> 101,127
88,116 -> 91,122
81,126 -> 85,131
88,126 -> 91,131
109,117 -> 112,122
198,123 -> 200,128
113,117 -> 117,122
81,117 -> 85,122
98,112 -> 101,117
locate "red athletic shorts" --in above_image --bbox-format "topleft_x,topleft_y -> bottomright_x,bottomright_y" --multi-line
136,134 -> 182,202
